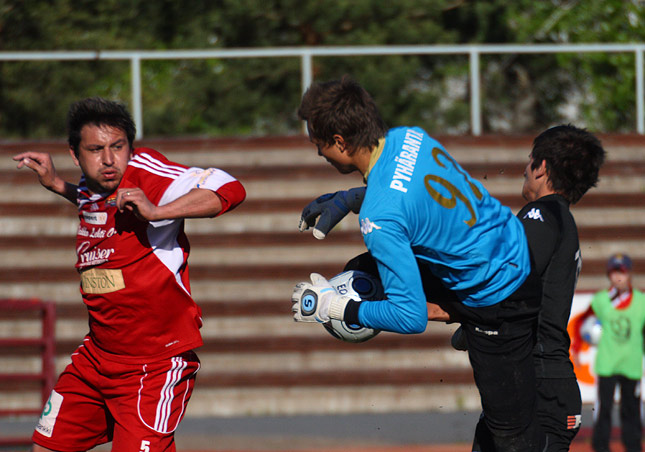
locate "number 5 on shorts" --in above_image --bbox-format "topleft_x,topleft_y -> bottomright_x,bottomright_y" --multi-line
140,440 -> 151,452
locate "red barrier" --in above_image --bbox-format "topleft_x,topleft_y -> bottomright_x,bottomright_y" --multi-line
0,298 -> 56,446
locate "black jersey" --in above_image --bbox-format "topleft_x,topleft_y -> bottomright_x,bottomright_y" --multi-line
518,194 -> 581,378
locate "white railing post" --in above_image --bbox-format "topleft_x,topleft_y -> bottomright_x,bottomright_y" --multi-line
636,47 -> 644,135
130,54 -> 143,140
300,51 -> 313,134
469,48 -> 482,136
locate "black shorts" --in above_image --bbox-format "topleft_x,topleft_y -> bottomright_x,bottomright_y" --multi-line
453,270 -> 543,451
346,252 -> 544,450
536,377 -> 582,451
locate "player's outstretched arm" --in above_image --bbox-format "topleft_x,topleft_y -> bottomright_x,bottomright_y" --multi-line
298,186 -> 366,239
13,152 -> 77,204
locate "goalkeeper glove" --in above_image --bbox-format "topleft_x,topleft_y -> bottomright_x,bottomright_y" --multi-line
298,187 -> 366,239
292,273 -> 352,323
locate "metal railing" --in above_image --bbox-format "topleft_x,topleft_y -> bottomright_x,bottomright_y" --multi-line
1,43 -> 644,138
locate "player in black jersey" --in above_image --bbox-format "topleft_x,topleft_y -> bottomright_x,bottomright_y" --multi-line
471,125 -> 606,451
520,125 -> 605,451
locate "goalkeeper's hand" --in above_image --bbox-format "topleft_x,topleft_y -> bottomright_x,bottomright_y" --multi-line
292,273 -> 352,323
298,187 -> 366,239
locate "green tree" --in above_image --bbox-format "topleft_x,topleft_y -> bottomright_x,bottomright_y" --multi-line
493,0 -> 645,132
1,0 -> 644,138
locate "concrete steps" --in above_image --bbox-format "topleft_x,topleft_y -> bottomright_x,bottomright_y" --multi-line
1,134 -> 643,418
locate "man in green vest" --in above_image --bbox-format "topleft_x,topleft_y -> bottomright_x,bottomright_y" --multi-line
591,253 -> 645,452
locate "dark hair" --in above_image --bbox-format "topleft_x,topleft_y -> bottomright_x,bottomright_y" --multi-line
530,124 -> 606,204
67,97 -> 136,156
297,75 -> 387,154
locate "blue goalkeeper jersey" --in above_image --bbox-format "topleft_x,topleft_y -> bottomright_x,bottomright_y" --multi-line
358,127 -> 531,333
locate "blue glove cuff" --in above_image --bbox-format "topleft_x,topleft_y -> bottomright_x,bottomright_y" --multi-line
344,187 -> 367,214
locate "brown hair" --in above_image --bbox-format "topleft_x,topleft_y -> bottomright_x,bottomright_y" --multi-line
530,124 -> 606,204
67,97 -> 136,157
297,75 -> 387,154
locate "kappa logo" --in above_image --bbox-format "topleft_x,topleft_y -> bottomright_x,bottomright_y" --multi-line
474,326 -> 499,336
360,218 -> 382,235
523,207 -> 544,222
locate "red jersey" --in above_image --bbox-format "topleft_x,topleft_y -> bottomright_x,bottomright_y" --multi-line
74,147 -> 245,363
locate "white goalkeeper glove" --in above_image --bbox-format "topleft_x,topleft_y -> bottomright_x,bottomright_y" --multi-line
292,273 -> 352,323
298,187 -> 366,239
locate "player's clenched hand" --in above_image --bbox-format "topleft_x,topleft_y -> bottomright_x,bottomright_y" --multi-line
116,187 -> 156,220
13,151 -> 63,192
292,273 -> 352,323
298,187 -> 366,239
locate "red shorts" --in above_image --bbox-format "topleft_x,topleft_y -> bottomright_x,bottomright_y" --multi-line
33,338 -> 200,452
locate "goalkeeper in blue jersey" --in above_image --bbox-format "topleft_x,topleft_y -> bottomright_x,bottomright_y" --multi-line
291,76 -> 543,451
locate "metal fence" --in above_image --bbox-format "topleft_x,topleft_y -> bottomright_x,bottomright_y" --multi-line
2,43 -> 644,138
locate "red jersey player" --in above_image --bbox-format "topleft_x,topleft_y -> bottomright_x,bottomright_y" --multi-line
13,97 -> 246,452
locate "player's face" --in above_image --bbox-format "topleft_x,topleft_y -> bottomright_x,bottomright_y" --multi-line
311,136 -> 356,174
70,124 -> 132,195
521,156 -> 540,202
608,269 -> 631,292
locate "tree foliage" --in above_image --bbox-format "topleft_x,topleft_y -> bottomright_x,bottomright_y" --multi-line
1,0 -> 644,138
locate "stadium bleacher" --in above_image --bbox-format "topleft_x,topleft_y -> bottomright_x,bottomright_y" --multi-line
0,133 -> 643,420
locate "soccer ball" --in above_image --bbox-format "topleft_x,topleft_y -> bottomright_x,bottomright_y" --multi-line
580,315 -> 602,345
323,270 -> 385,343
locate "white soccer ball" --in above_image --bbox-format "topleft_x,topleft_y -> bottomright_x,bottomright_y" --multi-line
323,270 -> 385,343
580,315 -> 602,345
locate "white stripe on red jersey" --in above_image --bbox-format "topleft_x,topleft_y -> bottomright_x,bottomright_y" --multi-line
129,154 -> 186,179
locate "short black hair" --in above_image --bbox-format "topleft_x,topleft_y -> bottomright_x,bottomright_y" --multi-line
298,75 -> 387,154
67,97 -> 136,156
531,124 -> 606,204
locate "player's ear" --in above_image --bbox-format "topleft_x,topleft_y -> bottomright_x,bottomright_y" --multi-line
333,134 -> 347,153
535,159 -> 548,179
69,147 -> 80,167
